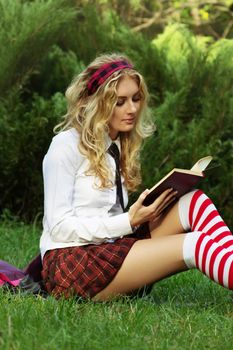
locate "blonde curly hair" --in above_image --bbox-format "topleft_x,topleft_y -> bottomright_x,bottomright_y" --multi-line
54,53 -> 155,192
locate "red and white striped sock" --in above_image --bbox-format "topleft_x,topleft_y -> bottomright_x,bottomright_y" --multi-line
179,189 -> 233,249
183,231 -> 233,289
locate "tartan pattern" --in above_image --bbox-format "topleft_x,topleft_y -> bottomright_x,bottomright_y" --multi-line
87,60 -> 133,95
41,224 -> 150,299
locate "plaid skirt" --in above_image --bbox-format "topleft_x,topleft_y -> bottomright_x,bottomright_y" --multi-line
41,223 -> 150,299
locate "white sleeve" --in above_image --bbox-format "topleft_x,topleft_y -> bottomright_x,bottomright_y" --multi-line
43,136 -> 133,244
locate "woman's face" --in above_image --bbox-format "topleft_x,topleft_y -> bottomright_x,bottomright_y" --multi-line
108,75 -> 141,140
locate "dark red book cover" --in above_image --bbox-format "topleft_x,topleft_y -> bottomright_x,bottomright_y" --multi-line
142,171 -> 204,206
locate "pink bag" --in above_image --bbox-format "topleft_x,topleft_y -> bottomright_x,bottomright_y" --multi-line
0,259 -> 25,286
0,255 -> 45,296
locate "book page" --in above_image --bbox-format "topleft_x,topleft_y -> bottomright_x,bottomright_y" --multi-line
190,156 -> 213,173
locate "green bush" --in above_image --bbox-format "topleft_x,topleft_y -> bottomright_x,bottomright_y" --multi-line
0,0 -> 76,96
58,3 -> 160,84
141,25 -> 233,227
0,1 -> 160,219
0,92 -> 66,218
0,0 -> 77,219
0,1 -> 232,229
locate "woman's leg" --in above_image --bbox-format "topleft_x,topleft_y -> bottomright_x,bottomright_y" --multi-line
94,230 -> 233,301
183,231 -> 233,289
179,190 -> 233,247
149,190 -> 233,289
93,234 -> 187,301
179,190 -> 233,284
150,189 -> 233,247
149,201 -> 185,239
93,202 -> 187,300
94,189 -> 233,301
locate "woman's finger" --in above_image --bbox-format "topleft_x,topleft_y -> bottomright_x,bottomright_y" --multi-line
157,194 -> 177,214
154,188 -> 174,205
151,191 -> 177,217
149,188 -> 176,211
138,189 -> 150,203
161,190 -> 178,206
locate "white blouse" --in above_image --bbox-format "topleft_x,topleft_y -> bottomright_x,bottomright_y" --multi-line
40,128 -> 133,258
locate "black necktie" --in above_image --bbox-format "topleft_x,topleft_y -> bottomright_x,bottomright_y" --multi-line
108,143 -> 124,211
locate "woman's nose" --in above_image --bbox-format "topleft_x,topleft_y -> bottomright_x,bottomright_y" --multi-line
127,100 -> 137,113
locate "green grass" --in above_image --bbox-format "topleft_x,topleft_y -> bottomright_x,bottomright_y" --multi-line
0,218 -> 233,350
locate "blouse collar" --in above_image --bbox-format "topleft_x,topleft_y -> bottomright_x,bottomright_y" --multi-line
104,133 -> 121,152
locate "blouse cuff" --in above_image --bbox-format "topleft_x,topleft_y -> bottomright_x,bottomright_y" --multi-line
109,212 -> 133,236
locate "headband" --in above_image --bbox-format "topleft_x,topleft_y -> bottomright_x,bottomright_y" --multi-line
87,60 -> 133,95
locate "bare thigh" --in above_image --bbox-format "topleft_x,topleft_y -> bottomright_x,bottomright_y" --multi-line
149,201 -> 185,239
93,233 -> 187,301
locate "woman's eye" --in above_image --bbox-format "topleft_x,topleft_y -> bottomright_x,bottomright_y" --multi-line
133,94 -> 141,102
116,99 -> 125,106
116,95 -> 141,106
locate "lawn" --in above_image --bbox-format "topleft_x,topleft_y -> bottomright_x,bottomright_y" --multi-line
0,218 -> 232,350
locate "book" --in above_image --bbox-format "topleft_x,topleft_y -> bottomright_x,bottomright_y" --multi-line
142,156 -> 213,206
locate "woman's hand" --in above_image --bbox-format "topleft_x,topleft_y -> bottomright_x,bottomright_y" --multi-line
128,188 -> 177,228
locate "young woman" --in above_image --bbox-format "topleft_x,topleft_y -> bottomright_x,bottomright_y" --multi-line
40,53 -> 233,300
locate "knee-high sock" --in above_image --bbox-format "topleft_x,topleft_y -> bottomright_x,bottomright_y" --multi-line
179,190 -> 233,249
183,231 -> 233,289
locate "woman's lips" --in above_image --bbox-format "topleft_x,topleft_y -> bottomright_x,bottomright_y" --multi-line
122,117 -> 135,123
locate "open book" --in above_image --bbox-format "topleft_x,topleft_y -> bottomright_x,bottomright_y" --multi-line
142,156 -> 213,206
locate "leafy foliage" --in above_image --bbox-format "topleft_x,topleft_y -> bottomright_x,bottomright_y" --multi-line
0,2 -> 232,227
141,25 -> 233,226
0,0 -> 76,96
0,92 -> 66,218
87,0 -> 233,39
